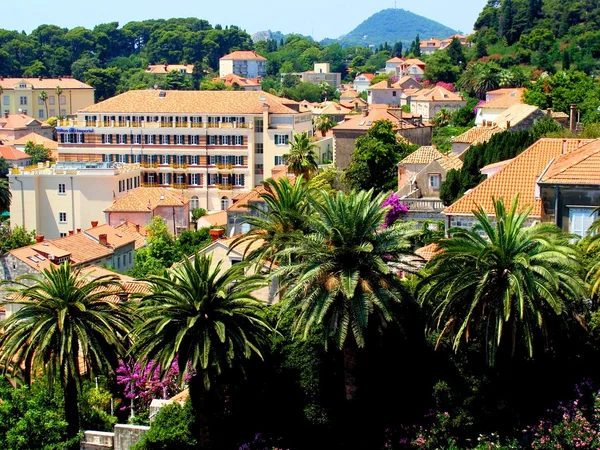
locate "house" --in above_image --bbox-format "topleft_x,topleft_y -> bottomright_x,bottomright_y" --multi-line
0,113 -> 53,141
212,74 -> 262,91
420,38 -> 442,55
367,77 -> 423,106
310,101 -> 351,123
196,211 -> 228,229
0,145 -> 31,168
146,64 -> 194,75
538,139 -> 600,237
340,97 -> 368,112
9,161 -> 143,240
451,126 -> 503,158
114,220 -> 147,249
219,50 -> 267,78
353,73 -> 375,94
340,89 -> 360,101
409,86 -> 466,120
4,132 -> 59,160
396,59 -> 426,79
443,138 -> 596,231
475,88 -> 525,126
385,57 -> 405,74
332,105 -> 433,169
396,146 -> 463,222
283,63 -> 342,90
105,187 -> 190,235
0,77 -> 95,119
191,230 -> 280,304
57,89 -> 313,211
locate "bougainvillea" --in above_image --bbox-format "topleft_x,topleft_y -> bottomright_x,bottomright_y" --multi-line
435,81 -> 456,92
381,192 -> 409,228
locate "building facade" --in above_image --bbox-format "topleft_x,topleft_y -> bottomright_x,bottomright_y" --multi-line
219,51 -> 267,78
54,90 -> 313,212
0,77 -> 94,120
353,73 -> 375,94
9,161 -> 142,240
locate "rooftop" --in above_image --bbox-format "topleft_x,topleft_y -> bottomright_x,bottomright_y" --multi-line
5,132 -> 58,151
410,86 -> 464,102
114,220 -> 147,250
220,50 -> 267,61
479,88 -> 525,109
0,77 -> 93,90
494,104 -> 541,129
0,145 -> 30,161
444,138 -> 595,217
400,146 -> 462,171
146,64 -> 194,74
540,139 -> 600,185
0,114 -> 50,130
80,90 -> 300,115
452,126 -> 502,145
84,223 -> 137,249
332,104 -> 422,131
214,73 -> 262,88
105,187 -> 189,213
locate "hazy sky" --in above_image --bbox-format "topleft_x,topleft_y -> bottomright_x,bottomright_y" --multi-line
2,0 -> 486,39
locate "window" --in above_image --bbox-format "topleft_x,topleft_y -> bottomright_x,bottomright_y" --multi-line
58,183 -> 66,195
189,135 -> 199,145
255,119 -> 263,132
274,155 -> 287,166
208,135 -> 217,145
209,155 -> 216,165
233,174 -> 245,186
175,135 -> 185,145
3,96 -> 9,105
255,143 -> 263,154
38,109 -> 45,119
233,135 -> 243,146
49,96 -> 55,105
159,135 -> 170,145
221,196 -> 230,211
255,163 -> 263,174
38,95 -> 45,105
60,109 -> 67,116
102,135 -> 113,144
59,212 -> 67,224
49,109 -> 56,117
160,155 -> 169,165
428,174 -> 441,189
233,155 -> 244,166
274,134 -> 289,145
190,196 -> 200,209
134,134 -> 142,144
569,208 -> 598,238
60,95 -> 66,105
20,96 -> 27,105
18,82 -> 27,88
189,155 -> 199,165
129,252 -> 132,264
117,256 -> 121,269
60,232 -> 67,238
219,135 -> 231,146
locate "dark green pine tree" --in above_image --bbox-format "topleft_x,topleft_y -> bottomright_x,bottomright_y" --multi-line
446,37 -> 466,69
527,0 -> 543,29
392,41 -> 403,58
414,34 -> 421,57
500,0 -> 515,43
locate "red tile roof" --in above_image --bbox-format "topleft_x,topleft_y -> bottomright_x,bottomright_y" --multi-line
0,77 -> 92,90
146,64 -> 194,74
220,50 -> 267,61
480,88 -> 525,109
214,73 -> 262,88
0,145 -> 30,161
444,139 -> 595,217
105,187 -> 189,213
0,114 -> 50,129
540,139 -> 600,185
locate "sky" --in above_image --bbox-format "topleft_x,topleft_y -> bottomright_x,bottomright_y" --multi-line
2,0 -> 487,40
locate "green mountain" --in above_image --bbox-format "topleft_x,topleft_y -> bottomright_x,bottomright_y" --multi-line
336,8 -> 457,47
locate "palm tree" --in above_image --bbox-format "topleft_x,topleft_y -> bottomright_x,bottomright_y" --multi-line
131,254 -> 273,445
275,189 -> 417,401
432,108 -> 452,127
474,63 -> 501,99
283,131 -> 319,179
39,90 -> 49,120
230,175 -> 312,270
585,207 -> 600,299
55,86 -> 63,117
0,263 -> 133,447
0,178 -> 11,212
315,114 -> 333,137
419,197 -> 585,365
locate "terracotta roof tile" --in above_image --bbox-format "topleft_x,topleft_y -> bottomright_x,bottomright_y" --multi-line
5,132 -> 58,150
84,224 -> 136,249
452,127 -> 502,145
146,64 -> 194,74
114,220 -> 147,250
214,73 -> 262,88
480,88 -> 525,109
415,243 -> 439,262
0,114 -> 50,129
105,187 -> 189,213
540,139 -> 600,185
386,57 -> 405,63
340,89 -> 359,99
444,138 -> 595,217
410,86 -> 464,102
333,105 -> 419,131
220,50 -> 266,61
0,77 -> 92,90
0,145 -> 30,160
400,146 -> 441,165
80,90 -> 299,115
494,104 -> 541,129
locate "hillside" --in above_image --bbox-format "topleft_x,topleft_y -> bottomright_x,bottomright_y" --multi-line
252,30 -> 313,43
336,8 -> 457,47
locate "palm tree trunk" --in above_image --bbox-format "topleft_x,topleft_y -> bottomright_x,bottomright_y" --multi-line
64,372 -> 80,450
342,338 -> 359,402
189,374 -> 212,448
23,351 -> 33,387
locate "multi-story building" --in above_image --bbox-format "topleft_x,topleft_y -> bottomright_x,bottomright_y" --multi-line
55,89 -> 313,211
9,161 -> 142,239
219,51 -> 267,79
0,113 -> 54,141
0,77 -> 94,120
282,63 -> 342,90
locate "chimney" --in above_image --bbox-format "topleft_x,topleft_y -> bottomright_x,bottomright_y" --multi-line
99,234 -> 108,246
506,121 -> 511,130
363,105 -> 369,117
570,104 -> 576,134
135,223 -> 140,233
68,230 -> 74,235
386,78 -> 392,88
546,108 -> 551,117
4,112 -> 8,119
35,235 -> 44,243
76,228 -> 81,234
38,76 -> 42,81
209,228 -> 225,242
91,220 -> 98,228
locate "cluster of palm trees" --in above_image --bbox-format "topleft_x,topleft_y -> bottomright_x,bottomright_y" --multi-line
1,172 -> 598,448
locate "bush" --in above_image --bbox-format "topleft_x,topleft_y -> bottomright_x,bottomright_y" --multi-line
132,402 -> 197,450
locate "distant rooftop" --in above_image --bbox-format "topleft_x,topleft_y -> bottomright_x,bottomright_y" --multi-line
11,161 -> 141,176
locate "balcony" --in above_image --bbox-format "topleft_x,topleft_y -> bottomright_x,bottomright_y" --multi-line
216,163 -> 233,171
171,183 -> 187,189
216,183 -> 233,190
141,182 -> 157,187
171,163 -> 188,169
141,162 -> 159,168
399,198 -> 445,212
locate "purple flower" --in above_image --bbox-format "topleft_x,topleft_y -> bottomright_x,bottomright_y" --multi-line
381,193 -> 409,228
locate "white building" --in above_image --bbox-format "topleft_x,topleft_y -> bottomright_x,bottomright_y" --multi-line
353,73 -> 375,94
54,90 -> 313,212
219,51 -> 267,79
409,86 -> 466,120
9,161 -> 142,239
385,57 -> 405,74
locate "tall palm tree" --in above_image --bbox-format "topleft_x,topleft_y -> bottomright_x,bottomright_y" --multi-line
131,254 -> 273,445
39,90 -> 49,120
0,178 -> 11,212
55,86 -> 63,117
230,175 -> 313,270
315,114 -> 333,137
283,132 -> 319,180
275,189 -> 417,401
0,264 -> 133,447
419,197 -> 585,365
585,206 -> 600,299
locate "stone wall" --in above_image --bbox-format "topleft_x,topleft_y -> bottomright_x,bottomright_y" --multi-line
80,431 -> 114,450
114,424 -> 150,450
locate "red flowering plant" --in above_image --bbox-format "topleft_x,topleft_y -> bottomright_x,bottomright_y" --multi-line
381,192 -> 409,228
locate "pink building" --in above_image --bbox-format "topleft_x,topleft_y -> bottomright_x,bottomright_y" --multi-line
104,187 -> 190,235
0,113 -> 54,142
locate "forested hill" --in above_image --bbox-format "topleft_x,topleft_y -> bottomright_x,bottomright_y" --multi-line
0,18 -> 253,80
473,0 -> 600,70
336,8 -> 457,47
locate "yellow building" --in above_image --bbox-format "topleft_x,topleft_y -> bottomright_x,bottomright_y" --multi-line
0,77 -> 95,120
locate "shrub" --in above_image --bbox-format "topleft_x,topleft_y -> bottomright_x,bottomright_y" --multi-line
132,402 -> 197,450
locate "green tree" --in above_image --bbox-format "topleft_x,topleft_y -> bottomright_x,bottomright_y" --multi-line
132,254 -> 272,446
132,402 -> 197,450
315,114 -> 333,137
0,263 -> 133,447
419,197 -> 585,365
84,67 -> 120,101
283,132 -> 319,179
424,50 -> 461,83
0,225 -> 36,254
39,90 -> 48,119
275,189 -> 417,400
24,141 -> 52,164
0,178 -> 11,213
446,37 -> 466,69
